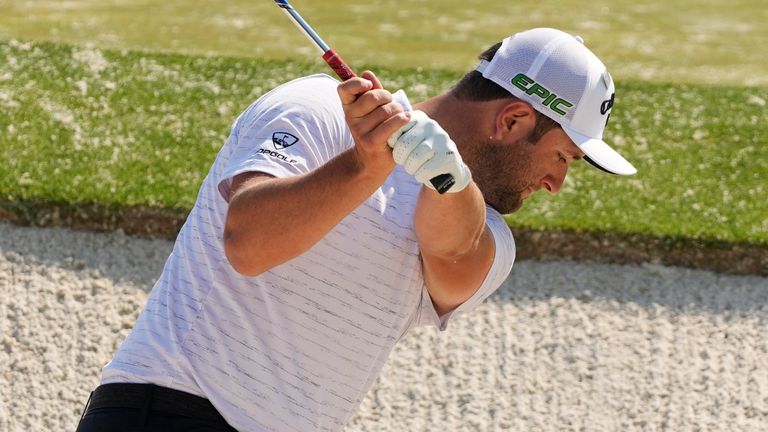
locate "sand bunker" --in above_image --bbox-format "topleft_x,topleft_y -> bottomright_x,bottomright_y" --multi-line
1,222 -> 767,431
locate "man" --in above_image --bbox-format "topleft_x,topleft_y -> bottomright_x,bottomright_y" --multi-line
77,28 -> 636,431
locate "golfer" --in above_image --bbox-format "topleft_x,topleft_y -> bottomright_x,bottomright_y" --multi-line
76,28 -> 636,432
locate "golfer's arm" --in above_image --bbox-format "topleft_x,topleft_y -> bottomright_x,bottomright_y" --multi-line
224,148 -> 390,276
415,182 -> 495,316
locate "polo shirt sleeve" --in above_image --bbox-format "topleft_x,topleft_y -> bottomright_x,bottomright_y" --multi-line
409,205 -> 516,331
215,76 -> 350,201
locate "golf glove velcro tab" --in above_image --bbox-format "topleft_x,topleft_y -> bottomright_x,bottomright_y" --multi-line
387,110 -> 471,193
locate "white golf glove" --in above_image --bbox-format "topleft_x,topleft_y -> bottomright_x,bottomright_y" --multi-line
391,89 -> 413,112
387,110 -> 471,193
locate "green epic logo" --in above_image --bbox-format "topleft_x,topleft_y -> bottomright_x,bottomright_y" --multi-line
511,73 -> 573,116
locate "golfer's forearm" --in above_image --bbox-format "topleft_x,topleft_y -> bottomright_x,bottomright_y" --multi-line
414,181 -> 487,260
224,148 -> 391,276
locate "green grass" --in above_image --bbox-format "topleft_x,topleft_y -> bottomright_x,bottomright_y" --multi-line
1,40 -> 766,245
513,79 -> 768,243
1,0 -> 767,87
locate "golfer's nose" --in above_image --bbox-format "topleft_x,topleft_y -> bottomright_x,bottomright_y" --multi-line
541,172 -> 565,195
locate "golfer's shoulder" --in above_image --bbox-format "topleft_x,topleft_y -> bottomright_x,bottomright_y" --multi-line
257,73 -> 342,116
279,73 -> 340,98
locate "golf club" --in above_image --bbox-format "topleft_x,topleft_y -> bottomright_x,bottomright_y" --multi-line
273,0 -> 455,194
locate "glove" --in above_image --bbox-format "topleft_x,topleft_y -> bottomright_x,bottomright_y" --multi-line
391,89 -> 413,112
387,110 -> 471,193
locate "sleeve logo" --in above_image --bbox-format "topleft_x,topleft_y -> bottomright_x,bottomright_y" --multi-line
272,132 -> 299,149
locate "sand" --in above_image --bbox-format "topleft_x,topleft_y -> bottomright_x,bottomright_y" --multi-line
1,221 -> 767,431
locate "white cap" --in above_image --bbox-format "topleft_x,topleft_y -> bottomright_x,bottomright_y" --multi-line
476,28 -> 637,175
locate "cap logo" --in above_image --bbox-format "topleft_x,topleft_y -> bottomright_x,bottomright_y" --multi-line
511,73 -> 573,116
600,93 -> 615,115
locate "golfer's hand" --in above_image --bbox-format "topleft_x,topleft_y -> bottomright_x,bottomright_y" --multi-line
337,71 -> 411,175
387,110 -> 472,193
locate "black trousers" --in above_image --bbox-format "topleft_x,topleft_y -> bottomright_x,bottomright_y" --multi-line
75,383 -> 238,432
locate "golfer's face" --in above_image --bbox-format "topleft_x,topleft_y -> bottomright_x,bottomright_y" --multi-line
472,127 -> 582,214
524,128 -> 583,197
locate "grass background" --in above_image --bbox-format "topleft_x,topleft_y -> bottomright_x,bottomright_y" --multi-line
0,0 -> 767,247
2,0 -> 767,86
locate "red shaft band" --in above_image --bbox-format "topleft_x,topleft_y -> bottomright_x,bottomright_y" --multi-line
322,50 -> 356,81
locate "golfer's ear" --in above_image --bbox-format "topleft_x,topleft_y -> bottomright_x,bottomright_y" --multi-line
493,100 -> 536,141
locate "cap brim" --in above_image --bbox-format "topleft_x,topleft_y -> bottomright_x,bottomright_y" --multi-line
562,126 -> 637,176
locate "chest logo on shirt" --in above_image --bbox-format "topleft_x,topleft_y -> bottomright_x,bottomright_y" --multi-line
272,132 -> 299,149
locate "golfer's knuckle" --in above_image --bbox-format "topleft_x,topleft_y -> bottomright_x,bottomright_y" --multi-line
337,83 -> 354,99
375,89 -> 393,104
358,92 -> 377,107
382,101 -> 404,117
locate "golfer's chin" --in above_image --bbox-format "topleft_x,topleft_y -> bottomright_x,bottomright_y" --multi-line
506,199 -> 525,214
488,194 -> 525,215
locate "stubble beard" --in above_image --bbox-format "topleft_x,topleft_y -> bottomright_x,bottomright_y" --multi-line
467,137 -> 537,215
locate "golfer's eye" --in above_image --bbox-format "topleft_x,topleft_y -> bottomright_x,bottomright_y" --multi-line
558,153 -> 567,164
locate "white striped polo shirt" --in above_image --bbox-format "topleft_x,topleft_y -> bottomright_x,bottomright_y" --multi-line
101,74 -> 515,431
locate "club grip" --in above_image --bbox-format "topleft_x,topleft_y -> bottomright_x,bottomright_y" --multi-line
322,49 -> 356,81
322,51 -> 453,193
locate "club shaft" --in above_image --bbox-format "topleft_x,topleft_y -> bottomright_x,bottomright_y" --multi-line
277,4 -> 330,53
274,0 -> 356,80
272,0 -> 453,193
